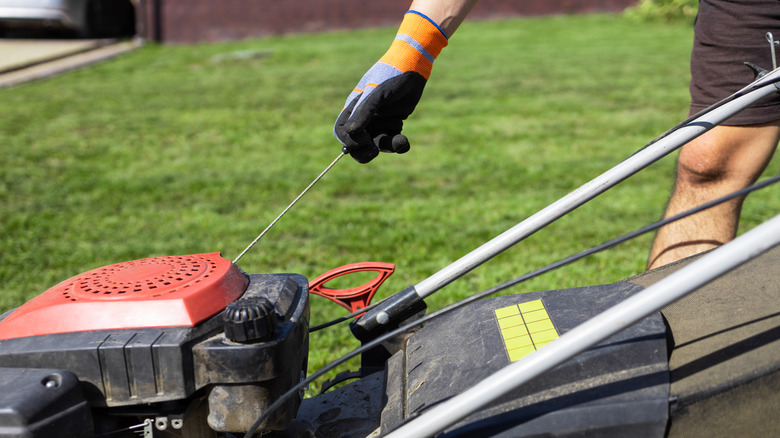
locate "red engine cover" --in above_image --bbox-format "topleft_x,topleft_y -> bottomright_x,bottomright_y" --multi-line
0,253 -> 248,341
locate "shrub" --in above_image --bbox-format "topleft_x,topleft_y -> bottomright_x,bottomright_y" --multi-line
624,0 -> 698,24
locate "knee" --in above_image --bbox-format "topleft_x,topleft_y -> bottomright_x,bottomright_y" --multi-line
674,123 -> 779,188
676,142 -> 728,186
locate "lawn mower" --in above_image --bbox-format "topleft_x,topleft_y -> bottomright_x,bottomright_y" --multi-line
0,37 -> 779,438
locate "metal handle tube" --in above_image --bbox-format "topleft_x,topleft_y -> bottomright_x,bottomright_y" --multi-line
387,213 -> 780,438
414,67 -> 780,298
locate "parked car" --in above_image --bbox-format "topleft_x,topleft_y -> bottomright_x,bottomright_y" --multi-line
0,0 -> 134,37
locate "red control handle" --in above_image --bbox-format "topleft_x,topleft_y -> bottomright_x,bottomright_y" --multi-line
309,262 -> 395,315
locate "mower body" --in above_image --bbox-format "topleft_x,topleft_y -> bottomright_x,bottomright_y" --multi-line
0,248 -> 778,437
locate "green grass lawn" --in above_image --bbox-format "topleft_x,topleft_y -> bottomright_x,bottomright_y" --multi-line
2,14 -> 779,389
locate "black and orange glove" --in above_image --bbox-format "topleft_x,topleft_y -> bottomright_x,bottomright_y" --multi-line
334,11 -> 449,163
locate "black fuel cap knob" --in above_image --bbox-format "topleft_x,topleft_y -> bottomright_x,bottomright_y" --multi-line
223,297 -> 278,343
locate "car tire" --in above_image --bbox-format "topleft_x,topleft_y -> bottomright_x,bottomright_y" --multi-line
85,0 -> 135,38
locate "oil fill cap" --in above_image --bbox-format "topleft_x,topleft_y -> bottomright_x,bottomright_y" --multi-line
223,297 -> 278,343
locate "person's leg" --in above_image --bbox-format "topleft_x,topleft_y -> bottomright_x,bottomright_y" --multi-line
647,121 -> 780,270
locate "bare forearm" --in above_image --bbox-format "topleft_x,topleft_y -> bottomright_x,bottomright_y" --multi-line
409,0 -> 478,37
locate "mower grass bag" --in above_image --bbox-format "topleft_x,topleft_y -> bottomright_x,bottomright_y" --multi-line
379,281 -> 670,437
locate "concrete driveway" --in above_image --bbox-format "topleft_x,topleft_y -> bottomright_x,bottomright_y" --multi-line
0,37 -> 140,88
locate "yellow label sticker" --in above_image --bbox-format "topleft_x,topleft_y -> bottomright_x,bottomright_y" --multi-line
495,299 -> 558,362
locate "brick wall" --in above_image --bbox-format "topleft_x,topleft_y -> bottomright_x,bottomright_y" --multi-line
138,0 -> 638,44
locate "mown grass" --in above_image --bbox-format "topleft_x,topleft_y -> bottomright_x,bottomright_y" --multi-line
2,14 -> 779,390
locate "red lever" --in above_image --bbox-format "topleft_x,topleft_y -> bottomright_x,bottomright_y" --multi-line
309,262 -> 395,315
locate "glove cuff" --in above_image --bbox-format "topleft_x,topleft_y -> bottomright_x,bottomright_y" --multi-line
379,10 -> 449,80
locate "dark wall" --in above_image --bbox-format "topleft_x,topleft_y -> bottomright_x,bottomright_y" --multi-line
138,0 -> 638,44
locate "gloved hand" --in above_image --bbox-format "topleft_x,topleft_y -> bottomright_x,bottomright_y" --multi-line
334,10 -> 449,163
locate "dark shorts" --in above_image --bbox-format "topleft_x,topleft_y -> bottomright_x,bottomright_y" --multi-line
689,0 -> 780,125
